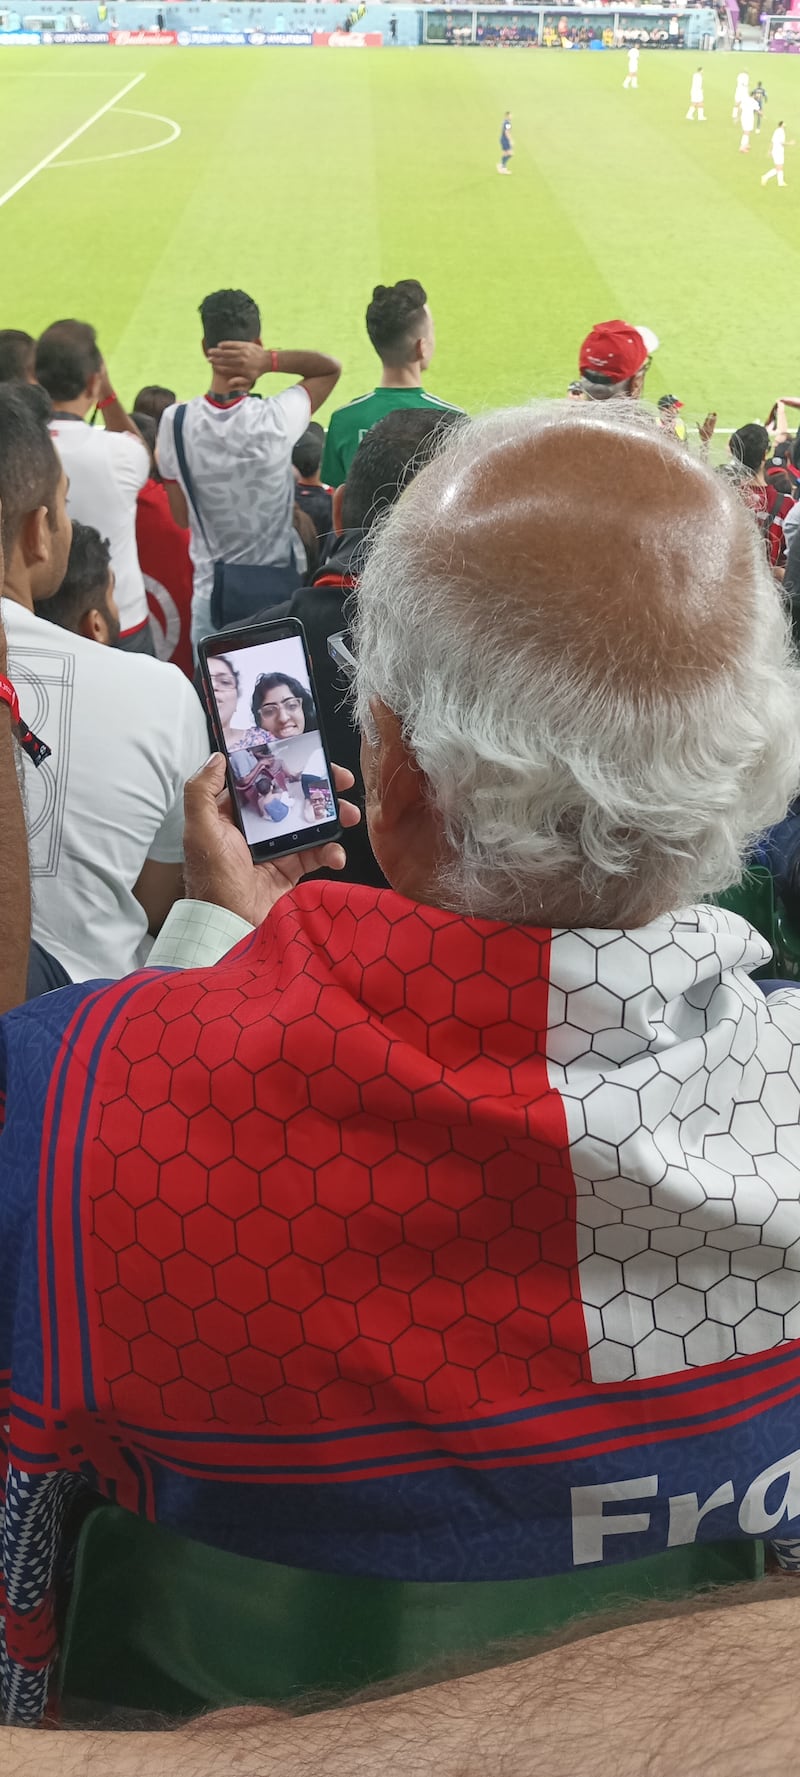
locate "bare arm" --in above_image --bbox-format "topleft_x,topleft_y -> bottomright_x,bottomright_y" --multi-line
6,1582 -> 800,1777
206,343 -> 342,416
0,620 -> 31,1015
273,349 -> 342,414
95,362 -> 145,442
697,411 -> 717,454
161,478 -> 190,529
133,858 -> 184,937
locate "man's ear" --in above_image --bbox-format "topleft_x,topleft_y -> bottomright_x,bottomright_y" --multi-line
21,505 -> 50,567
362,697 -> 439,901
367,697 -> 424,824
87,372 -> 103,407
78,608 -> 106,645
202,338 -> 210,361
332,484 -> 346,535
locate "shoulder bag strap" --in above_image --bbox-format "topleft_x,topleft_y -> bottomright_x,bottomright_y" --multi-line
173,404 -> 212,554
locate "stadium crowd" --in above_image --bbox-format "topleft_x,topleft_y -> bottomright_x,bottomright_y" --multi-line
4,289 -> 800,1769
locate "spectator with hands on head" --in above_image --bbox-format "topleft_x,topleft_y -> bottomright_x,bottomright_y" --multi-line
156,288 -> 341,645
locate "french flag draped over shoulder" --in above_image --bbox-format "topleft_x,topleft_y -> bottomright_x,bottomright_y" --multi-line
4,881 -> 800,1722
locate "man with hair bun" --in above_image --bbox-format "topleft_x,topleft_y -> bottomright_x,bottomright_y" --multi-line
321,278 -> 460,485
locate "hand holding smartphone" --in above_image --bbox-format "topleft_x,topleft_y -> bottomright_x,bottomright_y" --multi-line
198,619 -> 342,864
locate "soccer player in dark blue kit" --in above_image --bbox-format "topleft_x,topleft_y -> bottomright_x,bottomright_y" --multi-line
497,110 -> 513,175
752,79 -> 767,134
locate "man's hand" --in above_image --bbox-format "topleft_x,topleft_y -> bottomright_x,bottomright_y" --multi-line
96,359 -> 114,403
698,412 -> 717,448
771,399 -> 790,444
183,754 -> 360,928
206,344 -> 341,412
206,341 -> 268,391
94,359 -> 143,441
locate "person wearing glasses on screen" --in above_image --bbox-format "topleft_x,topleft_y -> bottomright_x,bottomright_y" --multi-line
240,671 -> 318,744
207,655 -> 247,751
303,777 -> 336,824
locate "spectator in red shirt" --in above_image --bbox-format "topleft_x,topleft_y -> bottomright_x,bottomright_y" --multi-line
134,412 -> 194,679
728,423 -> 795,572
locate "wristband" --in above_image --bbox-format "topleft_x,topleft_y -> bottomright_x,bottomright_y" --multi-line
97,393 -> 117,411
269,350 -> 279,374
0,673 -> 20,725
0,672 -> 51,768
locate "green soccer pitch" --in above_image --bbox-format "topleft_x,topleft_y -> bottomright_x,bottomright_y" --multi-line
1,45 -> 799,429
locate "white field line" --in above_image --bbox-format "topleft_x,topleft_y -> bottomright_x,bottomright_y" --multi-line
54,105 -> 181,168
0,70 -> 145,210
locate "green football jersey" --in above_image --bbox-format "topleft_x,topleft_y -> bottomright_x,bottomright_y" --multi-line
321,386 -> 461,486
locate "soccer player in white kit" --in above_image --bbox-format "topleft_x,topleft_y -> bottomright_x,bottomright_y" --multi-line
686,68 -> 706,122
762,120 -> 787,186
739,89 -> 759,152
623,44 -> 639,88
732,69 -> 749,121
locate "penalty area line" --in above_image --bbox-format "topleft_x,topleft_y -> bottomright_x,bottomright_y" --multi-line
0,70 -> 145,212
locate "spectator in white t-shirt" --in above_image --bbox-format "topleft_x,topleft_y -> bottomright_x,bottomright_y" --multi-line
157,288 -> 341,648
35,319 -> 153,654
0,385 -> 208,982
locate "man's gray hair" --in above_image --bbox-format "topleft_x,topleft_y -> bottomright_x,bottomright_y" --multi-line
353,404 -> 800,927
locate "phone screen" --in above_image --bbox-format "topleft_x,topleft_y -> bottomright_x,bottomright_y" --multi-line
200,621 -> 340,862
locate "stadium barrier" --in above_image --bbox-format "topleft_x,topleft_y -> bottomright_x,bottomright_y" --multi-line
43,27 -> 111,38
3,1 -> 394,46
0,3 -> 721,51
174,28 -> 314,43
0,25 -> 377,46
313,30 -> 385,44
108,27 -> 177,42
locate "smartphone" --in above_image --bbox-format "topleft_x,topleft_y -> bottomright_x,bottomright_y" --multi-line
198,618 -> 341,863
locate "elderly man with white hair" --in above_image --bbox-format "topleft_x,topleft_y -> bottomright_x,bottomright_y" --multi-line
4,403 -> 800,1725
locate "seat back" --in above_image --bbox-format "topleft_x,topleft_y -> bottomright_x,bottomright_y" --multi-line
59,1506 -> 763,1717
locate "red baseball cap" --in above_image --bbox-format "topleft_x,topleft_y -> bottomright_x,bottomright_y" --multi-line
578,319 -> 658,383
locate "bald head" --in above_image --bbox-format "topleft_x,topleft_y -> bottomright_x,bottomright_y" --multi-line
353,404 -> 800,929
419,407 -> 754,697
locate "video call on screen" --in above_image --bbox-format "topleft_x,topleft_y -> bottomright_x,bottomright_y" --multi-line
209,636 -> 336,847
